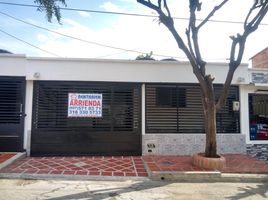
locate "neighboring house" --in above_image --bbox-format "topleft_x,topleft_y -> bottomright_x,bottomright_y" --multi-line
252,47 -> 268,69
247,47 -> 268,160
0,54 -> 267,160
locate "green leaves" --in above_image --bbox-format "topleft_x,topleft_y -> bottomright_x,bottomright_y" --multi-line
34,0 -> 67,23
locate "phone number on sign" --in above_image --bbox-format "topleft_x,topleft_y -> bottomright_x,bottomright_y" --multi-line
68,110 -> 102,116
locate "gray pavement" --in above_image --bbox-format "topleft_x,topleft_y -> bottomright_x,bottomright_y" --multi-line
0,178 -> 267,200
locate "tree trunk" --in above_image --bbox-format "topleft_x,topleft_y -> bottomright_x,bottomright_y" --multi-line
204,102 -> 217,157
201,77 -> 217,158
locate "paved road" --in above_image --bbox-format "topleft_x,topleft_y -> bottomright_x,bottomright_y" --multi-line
0,178 -> 267,200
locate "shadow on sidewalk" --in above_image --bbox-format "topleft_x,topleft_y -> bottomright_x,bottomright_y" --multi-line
226,183 -> 268,200
45,180 -> 169,200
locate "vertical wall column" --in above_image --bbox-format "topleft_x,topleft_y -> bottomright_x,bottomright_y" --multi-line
142,83 -> 146,136
24,80 -> 33,156
239,85 -> 249,142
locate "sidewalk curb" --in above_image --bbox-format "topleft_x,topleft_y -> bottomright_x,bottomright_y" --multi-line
0,171 -> 268,182
147,171 -> 268,182
0,173 -> 150,182
143,158 -> 268,182
0,152 -> 26,171
221,173 -> 268,182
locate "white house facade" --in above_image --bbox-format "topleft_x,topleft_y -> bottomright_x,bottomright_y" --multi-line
0,54 -> 267,158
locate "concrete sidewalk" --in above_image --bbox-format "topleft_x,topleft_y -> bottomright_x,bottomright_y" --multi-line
0,153 -> 26,171
0,153 -> 268,182
1,179 -> 268,200
0,155 -> 148,180
143,154 -> 268,182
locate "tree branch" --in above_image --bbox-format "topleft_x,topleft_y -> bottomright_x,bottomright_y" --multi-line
197,0 -> 229,29
244,0 -> 259,30
186,27 -> 195,59
188,0 -> 229,76
244,2 -> 268,36
216,0 -> 268,110
137,1 -> 204,77
137,0 -> 160,10
137,0 -> 215,96
163,0 -> 171,17
189,0 -> 206,76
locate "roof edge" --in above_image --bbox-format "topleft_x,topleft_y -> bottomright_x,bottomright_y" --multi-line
26,56 -> 248,67
0,54 -> 26,58
250,47 -> 268,59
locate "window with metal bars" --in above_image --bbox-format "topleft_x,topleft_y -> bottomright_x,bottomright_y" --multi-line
0,79 -> 23,124
156,87 -> 186,108
32,81 -> 141,133
146,84 -> 240,134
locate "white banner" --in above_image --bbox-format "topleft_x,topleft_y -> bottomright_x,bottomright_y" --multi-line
68,93 -> 102,117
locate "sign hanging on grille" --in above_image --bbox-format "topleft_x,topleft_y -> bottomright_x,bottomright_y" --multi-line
68,93 -> 102,117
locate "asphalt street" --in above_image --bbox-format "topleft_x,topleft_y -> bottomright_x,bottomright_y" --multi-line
0,178 -> 267,200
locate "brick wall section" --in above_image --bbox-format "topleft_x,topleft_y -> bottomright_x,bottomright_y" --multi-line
252,47 -> 268,69
247,144 -> 268,161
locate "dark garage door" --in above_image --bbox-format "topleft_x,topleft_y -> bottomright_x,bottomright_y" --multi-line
31,81 -> 141,156
0,76 -> 25,152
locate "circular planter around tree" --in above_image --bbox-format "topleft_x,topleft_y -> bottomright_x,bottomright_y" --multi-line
192,153 -> 226,171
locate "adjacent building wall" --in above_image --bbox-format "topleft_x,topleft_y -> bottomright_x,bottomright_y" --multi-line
252,47 -> 268,69
243,69 -> 268,161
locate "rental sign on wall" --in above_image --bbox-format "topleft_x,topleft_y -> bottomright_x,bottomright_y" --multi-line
68,93 -> 102,117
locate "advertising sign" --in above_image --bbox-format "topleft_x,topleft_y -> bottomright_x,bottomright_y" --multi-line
68,93 -> 102,117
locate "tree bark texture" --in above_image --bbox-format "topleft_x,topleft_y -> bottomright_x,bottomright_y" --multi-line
201,76 -> 217,158
204,101 -> 217,157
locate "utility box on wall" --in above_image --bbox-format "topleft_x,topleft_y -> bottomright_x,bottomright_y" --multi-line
233,101 -> 240,111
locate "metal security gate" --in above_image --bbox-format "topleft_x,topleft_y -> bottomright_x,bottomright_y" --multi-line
31,81 -> 141,156
145,83 -> 240,133
0,76 -> 25,152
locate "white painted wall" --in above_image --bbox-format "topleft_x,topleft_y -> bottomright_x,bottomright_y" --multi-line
24,81 -> 33,155
0,54 -> 27,76
0,55 -> 248,84
141,84 -> 146,136
1,55 -> 259,154
25,57 -> 249,84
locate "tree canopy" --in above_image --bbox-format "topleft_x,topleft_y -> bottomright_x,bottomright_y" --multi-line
34,0 -> 66,22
